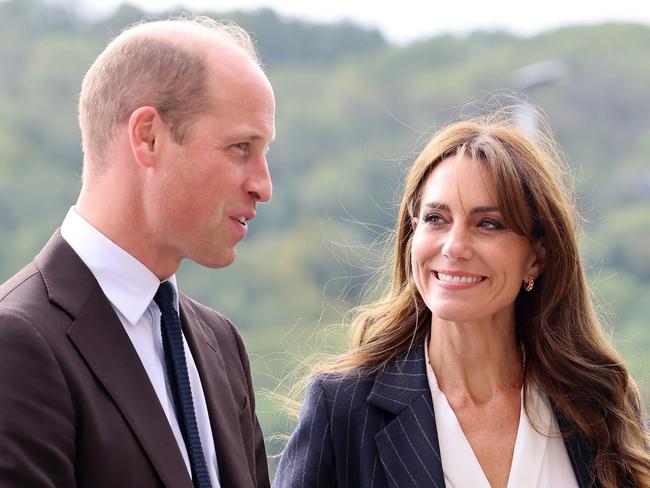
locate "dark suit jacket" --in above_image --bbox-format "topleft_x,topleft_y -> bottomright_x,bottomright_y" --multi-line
273,343 -> 595,488
0,231 -> 270,488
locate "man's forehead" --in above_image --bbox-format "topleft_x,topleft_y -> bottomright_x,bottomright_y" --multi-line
208,57 -> 275,109
116,21 -> 246,60
121,21 -> 214,41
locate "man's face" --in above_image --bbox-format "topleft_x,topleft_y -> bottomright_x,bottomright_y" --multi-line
152,51 -> 275,269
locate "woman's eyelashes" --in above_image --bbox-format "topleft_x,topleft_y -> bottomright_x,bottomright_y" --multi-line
422,212 -> 446,225
477,218 -> 505,230
420,212 -> 506,231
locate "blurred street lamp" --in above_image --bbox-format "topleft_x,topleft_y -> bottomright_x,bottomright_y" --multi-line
512,59 -> 568,139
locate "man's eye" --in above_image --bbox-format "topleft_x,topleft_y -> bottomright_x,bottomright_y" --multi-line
233,143 -> 249,151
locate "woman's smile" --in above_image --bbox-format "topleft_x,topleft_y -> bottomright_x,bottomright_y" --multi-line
434,269 -> 486,289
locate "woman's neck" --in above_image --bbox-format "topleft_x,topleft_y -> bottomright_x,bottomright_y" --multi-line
427,316 -> 523,406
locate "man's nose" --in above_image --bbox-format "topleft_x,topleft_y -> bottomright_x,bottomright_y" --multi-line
247,156 -> 272,203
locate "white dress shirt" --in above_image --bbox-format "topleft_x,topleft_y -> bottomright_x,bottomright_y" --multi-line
61,207 -> 221,487
424,339 -> 579,488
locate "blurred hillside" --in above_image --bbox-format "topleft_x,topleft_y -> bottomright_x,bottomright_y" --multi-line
1,0 -> 648,471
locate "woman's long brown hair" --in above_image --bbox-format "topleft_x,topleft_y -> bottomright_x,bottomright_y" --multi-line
309,109 -> 649,486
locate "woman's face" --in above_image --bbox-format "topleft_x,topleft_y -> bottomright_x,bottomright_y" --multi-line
410,154 -> 542,324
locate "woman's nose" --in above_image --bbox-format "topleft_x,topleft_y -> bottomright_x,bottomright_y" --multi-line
441,224 -> 473,261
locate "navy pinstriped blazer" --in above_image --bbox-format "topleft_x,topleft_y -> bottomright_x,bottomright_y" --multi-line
273,343 -> 594,488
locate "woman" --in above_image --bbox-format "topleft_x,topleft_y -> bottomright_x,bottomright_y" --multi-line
274,111 -> 650,488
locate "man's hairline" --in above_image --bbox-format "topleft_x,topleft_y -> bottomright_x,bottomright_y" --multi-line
81,18 -> 264,172
117,18 -> 260,66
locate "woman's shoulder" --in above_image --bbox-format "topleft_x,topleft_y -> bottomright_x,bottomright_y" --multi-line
305,343 -> 428,411
307,367 -> 379,407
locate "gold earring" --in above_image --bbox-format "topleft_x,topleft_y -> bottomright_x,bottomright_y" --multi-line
525,276 -> 535,292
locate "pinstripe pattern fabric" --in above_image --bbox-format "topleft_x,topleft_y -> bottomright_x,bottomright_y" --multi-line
274,344 -> 594,488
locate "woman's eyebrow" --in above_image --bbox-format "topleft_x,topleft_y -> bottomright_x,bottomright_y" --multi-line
422,201 -> 500,215
469,206 -> 500,215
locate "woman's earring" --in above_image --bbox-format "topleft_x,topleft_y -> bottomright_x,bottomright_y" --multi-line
525,275 -> 535,292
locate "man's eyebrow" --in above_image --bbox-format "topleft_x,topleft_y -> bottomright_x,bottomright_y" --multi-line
422,201 -> 500,214
234,133 -> 275,143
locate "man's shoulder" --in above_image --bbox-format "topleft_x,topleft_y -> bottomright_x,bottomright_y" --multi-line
179,293 -> 244,346
179,293 -> 253,376
180,293 -> 235,329
1,230 -> 79,314
0,260 -> 63,354
0,261 -> 45,309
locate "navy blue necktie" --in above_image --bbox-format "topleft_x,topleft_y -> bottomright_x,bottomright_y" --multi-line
154,281 -> 212,488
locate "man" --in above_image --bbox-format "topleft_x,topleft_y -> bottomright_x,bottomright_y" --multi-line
0,16 -> 274,488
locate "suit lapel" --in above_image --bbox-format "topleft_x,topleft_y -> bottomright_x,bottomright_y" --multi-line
35,231 -> 193,488
557,413 -> 594,488
369,344 -> 446,488
180,297 -> 254,488
368,340 -> 594,488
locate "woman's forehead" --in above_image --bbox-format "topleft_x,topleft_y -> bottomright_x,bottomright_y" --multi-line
420,155 -> 498,207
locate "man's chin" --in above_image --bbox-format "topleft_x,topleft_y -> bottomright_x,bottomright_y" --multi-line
193,248 -> 237,269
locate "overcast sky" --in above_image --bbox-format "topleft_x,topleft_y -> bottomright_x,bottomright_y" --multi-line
63,0 -> 650,44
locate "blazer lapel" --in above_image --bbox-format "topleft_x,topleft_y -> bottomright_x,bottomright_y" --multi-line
35,231 -> 192,488
557,413 -> 594,488
180,297 -> 255,488
369,344 -> 446,488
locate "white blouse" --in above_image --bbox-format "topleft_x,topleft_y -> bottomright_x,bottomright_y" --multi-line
424,343 -> 579,488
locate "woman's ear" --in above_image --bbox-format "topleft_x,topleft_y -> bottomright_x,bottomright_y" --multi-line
411,217 -> 418,231
529,240 -> 546,279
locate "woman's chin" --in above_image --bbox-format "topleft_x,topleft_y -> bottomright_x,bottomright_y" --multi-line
431,309 -> 479,323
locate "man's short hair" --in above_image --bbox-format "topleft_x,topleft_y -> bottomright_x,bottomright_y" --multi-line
78,16 -> 259,166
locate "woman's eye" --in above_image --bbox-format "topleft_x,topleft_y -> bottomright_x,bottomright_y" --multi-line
478,219 -> 504,230
422,213 -> 445,225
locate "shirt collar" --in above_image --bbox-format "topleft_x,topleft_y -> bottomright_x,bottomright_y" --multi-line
60,206 -> 179,325
424,334 -> 444,399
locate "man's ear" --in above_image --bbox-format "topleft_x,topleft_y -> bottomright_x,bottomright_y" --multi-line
128,106 -> 163,168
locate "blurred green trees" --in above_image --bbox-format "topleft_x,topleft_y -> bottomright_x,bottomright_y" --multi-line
0,0 -> 648,469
